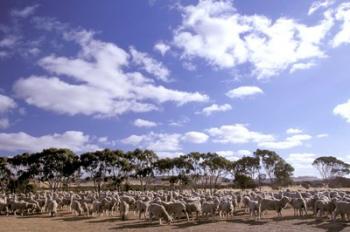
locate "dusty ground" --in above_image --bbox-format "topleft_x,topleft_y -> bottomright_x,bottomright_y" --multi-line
1,209 -> 350,232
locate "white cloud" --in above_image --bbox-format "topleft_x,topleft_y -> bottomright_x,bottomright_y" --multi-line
286,153 -> 317,169
0,36 -> 18,48
226,86 -> 263,99
168,116 -> 190,127
11,4 -> 39,18
286,128 -> 303,134
0,131 -> 99,153
207,123 -> 274,144
130,46 -> 170,82
154,41 -> 170,56
332,3 -> 350,47
0,118 -> 10,129
173,0 -> 334,79
207,123 -> 311,149
134,118 -> 157,128
333,99 -> 350,122
122,130 -> 209,152
259,134 -> 312,150
308,0 -> 335,15
0,94 -> 16,113
217,149 -> 252,161
317,133 -> 329,138
121,132 -> 182,152
198,103 -> 232,116
182,131 -> 209,144
290,62 -> 316,73
14,29 -> 208,117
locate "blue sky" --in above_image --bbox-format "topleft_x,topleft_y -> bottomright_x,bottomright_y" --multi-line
1,0 -> 350,176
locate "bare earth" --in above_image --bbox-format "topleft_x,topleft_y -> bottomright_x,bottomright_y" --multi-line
1,209 -> 350,232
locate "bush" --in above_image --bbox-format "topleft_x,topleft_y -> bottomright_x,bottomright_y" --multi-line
233,174 -> 256,189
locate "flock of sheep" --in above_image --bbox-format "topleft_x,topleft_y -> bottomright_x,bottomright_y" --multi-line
1,189 -> 350,225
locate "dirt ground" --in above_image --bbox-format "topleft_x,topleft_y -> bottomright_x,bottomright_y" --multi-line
1,209 -> 350,232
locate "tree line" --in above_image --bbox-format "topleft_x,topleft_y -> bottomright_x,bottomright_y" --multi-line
0,148 -> 349,193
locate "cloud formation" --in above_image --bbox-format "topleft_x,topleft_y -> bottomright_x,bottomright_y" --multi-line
14,29 -> 208,117
172,0 -> 336,79
226,86 -> 263,99
0,131 -> 99,153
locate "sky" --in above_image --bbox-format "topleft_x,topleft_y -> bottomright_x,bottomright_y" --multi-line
1,0 -> 350,177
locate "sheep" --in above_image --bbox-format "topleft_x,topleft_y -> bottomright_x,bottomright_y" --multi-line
242,196 -> 259,219
314,198 -> 335,218
162,201 -> 189,221
290,198 -> 308,216
136,199 -> 150,219
332,200 -> 350,221
185,200 -> 202,220
47,199 -> 58,217
120,200 -> 130,220
218,199 -> 233,218
202,198 -> 220,217
258,196 -> 290,219
70,200 -> 84,216
148,203 -> 173,225
91,200 -> 103,216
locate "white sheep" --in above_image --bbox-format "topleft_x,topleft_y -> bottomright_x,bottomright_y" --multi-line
47,199 -> 58,217
290,198 -> 308,216
162,201 -> 189,221
333,200 -> 350,221
148,203 -> 173,225
120,200 -> 130,220
258,196 -> 290,219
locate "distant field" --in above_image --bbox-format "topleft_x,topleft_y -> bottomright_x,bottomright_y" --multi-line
1,208 -> 349,232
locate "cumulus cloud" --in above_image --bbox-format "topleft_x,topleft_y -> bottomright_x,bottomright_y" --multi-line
172,0 -> 334,79
286,153 -> 317,169
290,62 -> 316,73
182,131 -> 209,144
286,128 -> 303,134
154,41 -> 170,56
121,132 -> 182,152
308,0 -> 335,15
333,99 -> 350,122
0,94 -> 16,113
11,4 -> 39,18
134,118 -> 157,128
0,36 -> 18,48
198,103 -> 232,116
259,134 -> 312,150
332,3 -> 350,47
226,86 -> 263,99
207,123 -> 274,144
13,29 -> 208,117
0,131 -> 99,153
0,118 -> 10,129
216,149 -> 252,161
317,133 -> 329,138
130,46 -> 170,82
207,123 -> 311,149
122,130 -> 209,152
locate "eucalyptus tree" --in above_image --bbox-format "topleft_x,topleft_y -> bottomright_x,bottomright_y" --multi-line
201,152 -> 230,193
107,150 -> 132,191
313,156 -> 350,180
34,148 -> 80,191
127,149 -> 158,191
0,157 -> 11,191
80,151 -> 104,192
182,152 -> 204,189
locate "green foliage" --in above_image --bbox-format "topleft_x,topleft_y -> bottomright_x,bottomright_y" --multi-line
313,156 -> 350,179
234,173 -> 256,189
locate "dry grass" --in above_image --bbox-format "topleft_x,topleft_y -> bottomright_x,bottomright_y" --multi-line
1,208 -> 350,232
